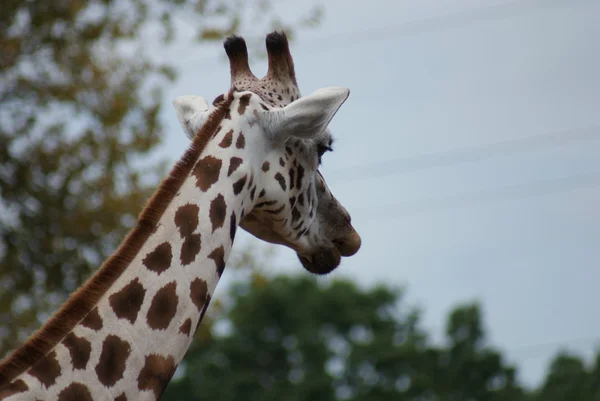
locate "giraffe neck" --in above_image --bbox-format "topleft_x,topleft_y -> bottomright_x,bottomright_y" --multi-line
0,98 -> 258,400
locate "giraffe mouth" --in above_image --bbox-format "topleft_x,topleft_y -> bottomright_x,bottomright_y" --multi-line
297,247 -> 341,275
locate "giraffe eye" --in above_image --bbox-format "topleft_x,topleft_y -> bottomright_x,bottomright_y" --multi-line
317,144 -> 333,164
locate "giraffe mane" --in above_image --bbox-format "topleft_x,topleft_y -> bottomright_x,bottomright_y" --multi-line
0,90 -> 235,384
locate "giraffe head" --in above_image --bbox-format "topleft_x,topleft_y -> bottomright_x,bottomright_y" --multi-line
173,32 -> 361,275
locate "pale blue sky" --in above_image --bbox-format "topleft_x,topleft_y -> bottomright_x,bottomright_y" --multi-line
153,0 -> 600,387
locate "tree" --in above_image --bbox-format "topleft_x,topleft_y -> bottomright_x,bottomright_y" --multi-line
162,274 -> 526,401
0,0 -> 321,357
533,351 -> 600,401
427,304 -> 528,401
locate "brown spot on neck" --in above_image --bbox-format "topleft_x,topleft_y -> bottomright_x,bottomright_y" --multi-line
219,129 -> 234,148
81,307 -> 103,331
179,319 -> 192,336
230,211 -> 237,242
95,335 -> 131,387
57,382 -> 93,401
137,354 -> 177,399
228,157 -> 243,176
208,246 -> 226,277
193,155 -> 222,192
146,282 -> 179,330
174,204 -> 200,237
189,278 -> 208,312
0,379 -> 28,399
142,242 -> 173,275
109,278 -> 146,323
28,351 -> 61,388
235,132 -> 245,149
62,333 -> 92,370
180,233 -> 202,265
209,194 -> 227,233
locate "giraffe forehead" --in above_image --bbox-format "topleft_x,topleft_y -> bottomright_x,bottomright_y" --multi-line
232,79 -> 300,108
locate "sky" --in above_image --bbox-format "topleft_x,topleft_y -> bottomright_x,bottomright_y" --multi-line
151,0 -> 600,387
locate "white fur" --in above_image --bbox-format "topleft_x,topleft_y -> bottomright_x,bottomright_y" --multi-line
259,86 -> 350,141
172,95 -> 211,139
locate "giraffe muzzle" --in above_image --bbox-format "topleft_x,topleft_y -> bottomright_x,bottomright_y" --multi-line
333,230 -> 362,257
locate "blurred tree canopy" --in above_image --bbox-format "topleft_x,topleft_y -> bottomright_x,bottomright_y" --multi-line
0,0 -> 321,357
162,274 -> 530,401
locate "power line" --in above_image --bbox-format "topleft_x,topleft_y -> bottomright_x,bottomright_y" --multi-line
356,172 -> 600,218
175,0 -> 593,65
298,0 -> 591,52
329,125 -> 600,181
510,335 -> 600,360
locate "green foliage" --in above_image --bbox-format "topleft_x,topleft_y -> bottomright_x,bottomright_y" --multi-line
162,275 -> 526,401
0,0 -> 321,357
532,351 -> 600,401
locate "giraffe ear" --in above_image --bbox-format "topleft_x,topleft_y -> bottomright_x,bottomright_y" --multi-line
259,87 -> 350,141
173,95 -> 211,140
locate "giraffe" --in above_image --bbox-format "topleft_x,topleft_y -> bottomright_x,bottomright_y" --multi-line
0,31 -> 361,400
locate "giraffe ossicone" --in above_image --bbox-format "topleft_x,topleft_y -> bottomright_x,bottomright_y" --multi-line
0,31 -> 360,400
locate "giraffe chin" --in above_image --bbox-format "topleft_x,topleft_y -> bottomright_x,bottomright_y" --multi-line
297,247 -> 341,275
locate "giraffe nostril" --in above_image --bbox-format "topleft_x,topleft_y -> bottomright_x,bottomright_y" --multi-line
333,231 -> 361,257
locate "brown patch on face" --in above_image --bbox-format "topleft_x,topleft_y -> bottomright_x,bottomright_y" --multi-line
194,156 -> 222,192
279,157 -> 285,167
190,278 -> 208,312
174,204 -> 200,237
208,246 -> 226,277
289,168 -> 295,190
209,194 -> 226,233
274,173 -> 286,190
219,129 -> 234,148
262,161 -> 270,172
57,382 -> 93,401
0,379 -> 27,399
179,318 -> 192,336
235,132 -> 245,149
228,157 -> 243,177
296,165 -> 304,189
81,307 -> 103,331
28,350 -> 60,387
259,189 -> 266,198
62,332 -> 92,370
291,206 -> 301,223
180,233 -> 202,265
114,393 -> 127,401
232,175 -> 247,196
146,282 -> 179,330
142,242 -> 173,275
137,354 -> 176,400
109,278 -> 146,323
237,93 -> 251,115
95,335 -> 131,387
